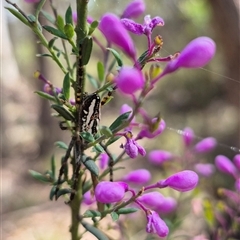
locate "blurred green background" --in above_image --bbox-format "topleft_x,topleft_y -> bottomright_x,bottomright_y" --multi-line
2,0 -> 239,239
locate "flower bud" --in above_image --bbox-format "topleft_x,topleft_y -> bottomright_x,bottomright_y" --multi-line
99,153 -> 109,170
157,170 -> 199,192
122,0 -> 145,19
182,127 -> 195,146
194,137 -> 217,153
115,66 -> 144,95
83,190 -> 96,205
235,178 -> 240,191
99,13 -> 136,60
215,155 -> 237,177
194,163 -> 215,177
122,169 -> 151,184
233,154 -> 240,171
148,150 -> 173,165
95,181 -> 128,203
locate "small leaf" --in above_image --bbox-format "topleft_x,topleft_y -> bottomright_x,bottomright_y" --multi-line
63,72 -> 70,100
55,141 -> 68,150
87,74 -> 99,89
51,155 -> 56,179
43,25 -> 68,39
82,156 -> 99,177
48,37 -> 58,49
56,188 -> 72,199
41,10 -> 55,24
36,53 -> 53,58
56,15 -> 64,31
88,20 -> 99,35
116,207 -> 138,215
5,7 -> 30,26
49,186 -> 57,200
27,14 -> 36,23
97,62 -> 104,82
65,6 -> 73,25
51,104 -> 75,121
111,212 -> 119,222
81,37 -> 93,65
34,91 -> 56,102
81,221 -> 109,240
84,210 -> 102,218
109,111 -> 131,132
64,24 -> 74,39
107,48 -> 123,67
100,126 -> 113,137
29,170 -> 52,183
80,132 -> 95,142
93,144 -> 104,153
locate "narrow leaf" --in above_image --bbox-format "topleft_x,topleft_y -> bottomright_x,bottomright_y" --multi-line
80,132 -> 95,142
34,91 -> 56,102
36,53 -> 53,58
49,186 -> 57,200
29,170 -> 51,183
100,126 -> 113,137
84,210 -> 102,218
65,6 -> 73,25
51,155 -> 56,179
54,141 -> 68,150
111,212 -> 119,222
93,144 -> 104,153
81,221 -> 109,240
88,20 -> 99,35
81,37 -> 93,65
56,15 -> 64,31
43,25 -> 68,39
116,207 -> 138,215
63,72 -> 70,100
105,135 -> 121,146
97,62 -> 105,82
5,7 -> 29,26
56,188 -> 72,199
48,37 -> 58,49
82,156 -> 99,177
64,24 -> 74,39
51,104 -> 75,121
109,111 -> 131,132
107,48 -> 123,67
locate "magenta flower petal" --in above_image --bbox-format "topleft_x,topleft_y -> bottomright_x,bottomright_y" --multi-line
122,169 -> 151,184
146,211 -> 169,237
194,137 -> 217,153
215,155 -> 238,177
99,13 -> 136,60
148,150 -> 173,165
235,178 -> 240,191
163,37 -> 216,75
194,163 -> 215,177
120,104 -> 135,124
158,170 -> 199,192
83,190 -> 96,205
122,0 -> 145,19
125,138 -> 138,158
156,197 -> 177,214
99,153 -> 109,170
233,154 -> 240,171
138,192 -> 165,208
115,66 -> 144,95
182,127 -> 195,146
95,181 -> 128,203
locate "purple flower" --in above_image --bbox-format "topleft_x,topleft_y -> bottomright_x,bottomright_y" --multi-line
95,181 -> 128,203
233,154 -> 240,171
154,37 -> 216,81
194,137 -> 217,153
43,84 -> 62,96
148,150 -> 173,165
215,155 -> 238,178
137,119 -> 166,139
182,127 -> 195,146
122,169 -> 151,184
122,0 -> 145,19
156,197 -> 177,214
157,170 -> 199,192
115,66 -> 144,95
124,132 -> 146,158
83,190 -> 96,205
235,178 -> 240,191
146,211 -> 169,237
99,153 -> 109,170
194,163 -> 215,177
121,15 -> 164,36
99,13 -> 136,60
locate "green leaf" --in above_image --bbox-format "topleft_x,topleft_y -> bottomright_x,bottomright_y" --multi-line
56,15 -> 64,31
111,212 -> 119,222
54,141 -> 68,150
62,72 -> 70,100
93,144 -> 104,153
81,37 -> 93,65
109,111 -> 131,132
27,14 -> 36,23
41,10 -> 55,24
5,7 -> 30,26
65,6 -> 73,25
87,74 -> 99,89
48,37 -> 58,49
81,221 -> 109,240
107,48 -> 123,67
36,53 -> 53,58
43,25 -> 68,39
84,210 -> 102,218
29,170 -> 52,183
51,155 -> 56,179
97,61 -> 105,82
116,207 -> 138,215
56,188 -> 72,199
80,132 -> 95,142
64,24 -> 74,39
88,20 -> 99,35
82,156 -> 99,177
49,186 -> 57,200
51,104 -> 75,121
34,91 -> 56,102
105,135 -> 121,146
100,126 -> 113,137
